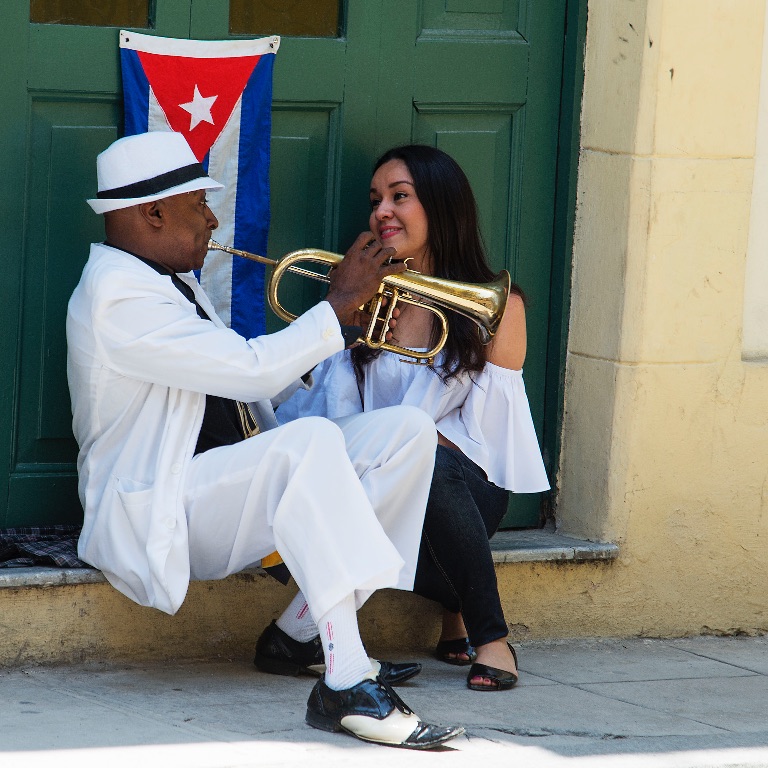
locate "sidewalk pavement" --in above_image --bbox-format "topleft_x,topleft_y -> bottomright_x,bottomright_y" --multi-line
2,634 -> 767,768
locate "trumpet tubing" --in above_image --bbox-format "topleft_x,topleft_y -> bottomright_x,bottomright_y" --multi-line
207,239 -> 509,364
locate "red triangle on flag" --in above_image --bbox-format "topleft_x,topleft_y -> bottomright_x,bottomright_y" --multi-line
138,52 -> 261,160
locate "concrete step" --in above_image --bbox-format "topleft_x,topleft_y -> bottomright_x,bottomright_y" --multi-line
0,529 -> 618,667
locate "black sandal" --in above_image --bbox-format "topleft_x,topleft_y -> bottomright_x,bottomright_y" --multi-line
466,644 -> 519,691
433,637 -> 477,666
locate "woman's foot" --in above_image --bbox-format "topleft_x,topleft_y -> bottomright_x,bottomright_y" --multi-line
434,637 -> 476,665
467,638 -> 518,690
434,611 -> 476,665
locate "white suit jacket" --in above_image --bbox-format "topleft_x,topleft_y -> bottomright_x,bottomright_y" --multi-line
66,243 -> 345,614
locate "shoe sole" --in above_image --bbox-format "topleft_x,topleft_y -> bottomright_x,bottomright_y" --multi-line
352,727 -> 465,750
467,681 -> 517,691
306,709 -> 464,749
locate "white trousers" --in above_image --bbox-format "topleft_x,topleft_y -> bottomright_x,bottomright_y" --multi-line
183,405 -> 436,621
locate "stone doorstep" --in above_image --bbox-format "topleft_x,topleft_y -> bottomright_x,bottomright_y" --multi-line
0,529 -> 619,589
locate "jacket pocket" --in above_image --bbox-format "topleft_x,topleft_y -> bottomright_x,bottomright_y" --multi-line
114,477 -> 153,542
116,487 -> 152,508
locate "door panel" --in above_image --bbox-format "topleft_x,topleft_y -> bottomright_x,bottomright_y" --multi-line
424,0 -> 516,29
268,107 -> 342,326
1,0 -> 565,528
19,107 -> 117,464
413,110 -> 523,275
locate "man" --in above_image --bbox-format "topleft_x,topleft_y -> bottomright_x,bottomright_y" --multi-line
67,131 -> 463,749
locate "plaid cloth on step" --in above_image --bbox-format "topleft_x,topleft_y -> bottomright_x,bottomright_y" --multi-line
0,526 -> 89,568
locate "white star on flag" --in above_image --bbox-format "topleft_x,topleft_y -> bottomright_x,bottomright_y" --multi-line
179,85 -> 218,131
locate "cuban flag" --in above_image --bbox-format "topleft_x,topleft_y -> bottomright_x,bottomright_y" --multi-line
120,30 -> 280,338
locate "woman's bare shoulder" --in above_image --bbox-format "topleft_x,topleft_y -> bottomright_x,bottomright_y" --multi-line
487,292 -> 526,370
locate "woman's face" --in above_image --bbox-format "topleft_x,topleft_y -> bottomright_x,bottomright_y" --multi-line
369,159 -> 430,272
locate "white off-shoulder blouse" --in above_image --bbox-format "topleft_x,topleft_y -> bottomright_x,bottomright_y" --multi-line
276,350 -> 550,493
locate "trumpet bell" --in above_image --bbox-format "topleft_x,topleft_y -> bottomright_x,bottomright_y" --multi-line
384,268 -> 510,344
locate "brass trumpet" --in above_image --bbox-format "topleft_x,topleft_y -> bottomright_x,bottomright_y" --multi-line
208,239 -> 510,365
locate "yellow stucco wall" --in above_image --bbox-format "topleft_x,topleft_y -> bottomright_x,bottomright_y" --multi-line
558,0 -> 768,636
0,576 -> 444,666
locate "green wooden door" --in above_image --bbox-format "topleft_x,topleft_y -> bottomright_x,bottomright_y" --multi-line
0,0 -> 565,529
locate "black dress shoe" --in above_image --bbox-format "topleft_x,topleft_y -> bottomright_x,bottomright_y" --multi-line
255,620 -> 325,676
306,673 -> 464,749
369,659 -> 422,686
254,621 -> 422,685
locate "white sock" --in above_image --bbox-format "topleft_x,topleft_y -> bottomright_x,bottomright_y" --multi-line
276,591 -> 319,642
318,594 -> 372,691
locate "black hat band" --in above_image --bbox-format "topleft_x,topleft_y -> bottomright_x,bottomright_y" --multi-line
97,162 -> 208,200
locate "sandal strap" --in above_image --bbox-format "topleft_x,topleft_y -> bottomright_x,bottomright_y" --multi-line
435,637 -> 472,654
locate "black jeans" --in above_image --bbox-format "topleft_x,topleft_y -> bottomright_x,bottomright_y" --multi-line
413,444 -> 510,647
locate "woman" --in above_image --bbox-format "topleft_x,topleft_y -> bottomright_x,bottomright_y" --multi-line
276,145 -> 550,691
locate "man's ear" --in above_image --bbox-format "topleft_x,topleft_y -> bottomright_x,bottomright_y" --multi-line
138,200 -> 165,229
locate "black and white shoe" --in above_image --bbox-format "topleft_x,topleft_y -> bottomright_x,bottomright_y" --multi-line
254,620 -> 422,685
306,672 -> 464,749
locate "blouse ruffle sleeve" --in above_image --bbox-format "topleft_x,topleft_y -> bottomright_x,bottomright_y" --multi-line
434,363 -> 550,493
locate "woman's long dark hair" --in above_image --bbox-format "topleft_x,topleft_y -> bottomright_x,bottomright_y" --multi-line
351,144 -> 522,382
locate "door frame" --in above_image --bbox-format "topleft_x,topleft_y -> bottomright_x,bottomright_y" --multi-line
542,0 -> 588,517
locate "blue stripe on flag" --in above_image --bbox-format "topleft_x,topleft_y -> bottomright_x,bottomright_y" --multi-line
230,55 -> 274,338
120,49 -> 150,136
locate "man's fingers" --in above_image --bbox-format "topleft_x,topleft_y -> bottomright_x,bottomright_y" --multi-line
346,231 -> 378,257
344,233 -> 399,268
378,259 -> 407,277
379,246 -> 397,264
360,240 -> 387,260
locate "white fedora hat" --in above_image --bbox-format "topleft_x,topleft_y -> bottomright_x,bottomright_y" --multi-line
87,131 -> 223,214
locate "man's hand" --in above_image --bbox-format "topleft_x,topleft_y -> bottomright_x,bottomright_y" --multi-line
325,232 -> 405,326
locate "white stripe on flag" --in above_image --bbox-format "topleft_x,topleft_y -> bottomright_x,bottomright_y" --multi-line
147,90 -> 170,132
202,100 -> 242,329
120,30 -> 278,58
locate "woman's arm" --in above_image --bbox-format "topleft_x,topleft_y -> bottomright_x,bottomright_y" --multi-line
487,293 -> 527,371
